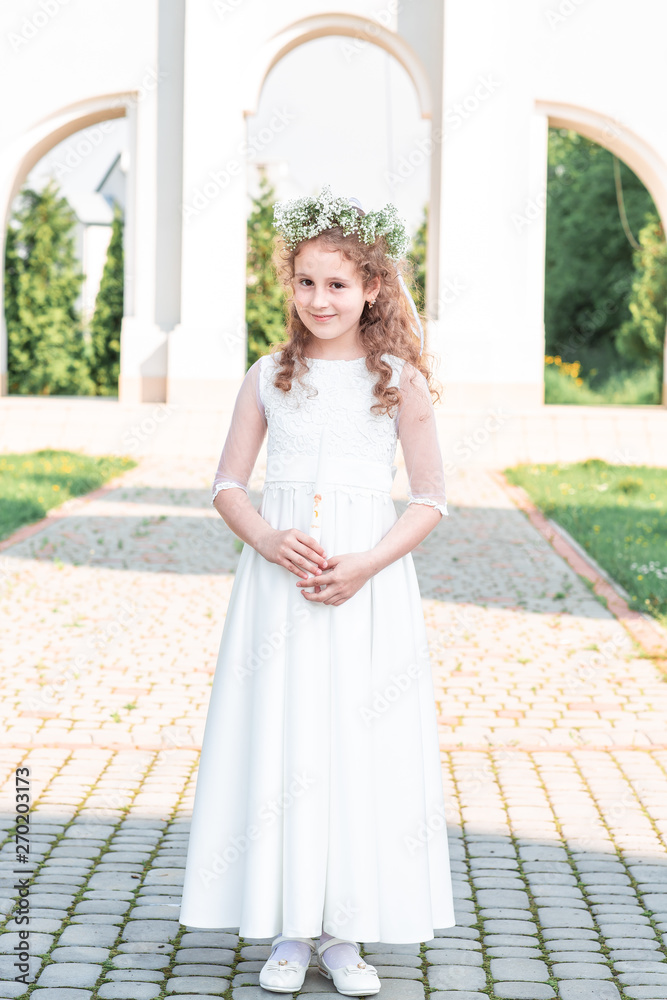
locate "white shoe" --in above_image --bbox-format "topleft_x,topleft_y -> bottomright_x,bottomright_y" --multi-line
259,934 -> 316,993
317,937 -> 381,996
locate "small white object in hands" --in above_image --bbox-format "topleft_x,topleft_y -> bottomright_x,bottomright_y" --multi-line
305,423 -> 330,594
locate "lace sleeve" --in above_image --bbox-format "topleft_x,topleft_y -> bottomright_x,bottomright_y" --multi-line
396,361 -> 448,517
211,357 -> 267,506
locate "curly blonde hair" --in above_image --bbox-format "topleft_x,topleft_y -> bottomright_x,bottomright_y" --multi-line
268,212 -> 442,417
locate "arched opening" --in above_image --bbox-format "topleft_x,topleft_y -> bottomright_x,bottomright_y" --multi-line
537,102 -> 667,407
1,94 -> 135,397
241,18 -> 432,369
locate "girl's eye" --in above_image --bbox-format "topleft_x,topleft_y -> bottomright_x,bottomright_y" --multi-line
299,279 -> 345,289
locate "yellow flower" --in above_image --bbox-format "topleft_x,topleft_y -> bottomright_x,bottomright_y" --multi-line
52,484 -> 60,491
593,525 -> 600,532
637,574 -> 643,580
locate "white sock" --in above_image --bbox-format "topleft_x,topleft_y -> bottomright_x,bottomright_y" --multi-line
319,931 -> 362,969
269,937 -> 312,966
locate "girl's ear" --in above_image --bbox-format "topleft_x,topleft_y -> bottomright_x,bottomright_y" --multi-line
369,276 -> 382,299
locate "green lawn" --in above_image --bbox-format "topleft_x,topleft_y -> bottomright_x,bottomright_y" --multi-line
0,449 -> 137,542
504,458 -> 667,627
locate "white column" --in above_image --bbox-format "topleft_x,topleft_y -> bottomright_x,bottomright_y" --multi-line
167,1 -> 247,405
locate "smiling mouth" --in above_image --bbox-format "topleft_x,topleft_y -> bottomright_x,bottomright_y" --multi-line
312,314 -> 335,320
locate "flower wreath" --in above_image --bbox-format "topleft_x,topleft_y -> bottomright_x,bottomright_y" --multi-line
272,183 -> 411,261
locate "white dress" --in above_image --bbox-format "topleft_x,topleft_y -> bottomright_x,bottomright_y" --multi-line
179,350 -> 456,943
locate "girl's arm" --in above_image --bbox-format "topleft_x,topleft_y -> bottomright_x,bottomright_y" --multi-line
367,360 -> 448,572
212,359 -> 328,579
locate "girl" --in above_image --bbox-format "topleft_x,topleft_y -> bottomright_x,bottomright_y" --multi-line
179,186 -> 456,996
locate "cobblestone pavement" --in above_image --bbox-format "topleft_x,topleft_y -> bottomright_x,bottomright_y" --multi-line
1,456 -> 667,1000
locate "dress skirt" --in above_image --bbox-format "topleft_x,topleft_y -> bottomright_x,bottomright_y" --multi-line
179,480 -> 456,943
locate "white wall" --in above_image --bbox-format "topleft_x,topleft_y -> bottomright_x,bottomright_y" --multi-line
0,0 -> 665,407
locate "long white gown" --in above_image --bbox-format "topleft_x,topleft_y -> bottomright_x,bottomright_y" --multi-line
179,350 -> 456,943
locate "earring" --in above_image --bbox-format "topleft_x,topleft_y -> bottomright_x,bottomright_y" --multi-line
368,299 -> 375,308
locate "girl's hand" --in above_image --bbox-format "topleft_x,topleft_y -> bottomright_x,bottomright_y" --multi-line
257,527 -> 328,580
297,552 -> 373,606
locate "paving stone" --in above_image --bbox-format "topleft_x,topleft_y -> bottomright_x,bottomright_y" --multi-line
476,889 -> 531,908
622,990 -> 667,999
175,948 -> 236,964
617,974 -> 667,986
357,982 -> 424,1000
427,966 -> 486,991
171,964 -> 234,976
552,962 -> 613,978
58,925 -> 119,947
111,955 -> 172,969
372,967 -> 423,980
50,947 -> 111,963
480,919 -> 539,935
27,991 -> 93,1000
425,939 -> 481,951
74,900 -> 130,915
362,943 -> 421,954
116,942 -> 174,955
557,983 -> 621,1000
424,950 -> 483,966
164,977 -> 230,994
537,908 -> 595,929
97,985 -> 161,999
37,964 -> 101,987
543,939 -> 602,951
427,994 -> 487,1000
541,928 -> 599,941
364,953 -> 421,967
486,947 -> 542,958
0,983 -> 27,998
179,933 -> 238,948
104,965 -> 163,984
0,931 -> 54,953
489,958 -> 549,982
492,986 -> 556,1000
549,951 -> 607,963
121,920 -> 180,942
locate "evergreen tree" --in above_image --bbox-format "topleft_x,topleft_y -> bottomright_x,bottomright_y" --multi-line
544,129 -> 657,376
89,205 -> 123,394
246,169 -> 287,366
407,202 -> 427,313
615,211 -> 667,374
4,180 -> 94,395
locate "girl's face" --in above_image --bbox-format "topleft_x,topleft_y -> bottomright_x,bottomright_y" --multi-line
292,241 -> 380,351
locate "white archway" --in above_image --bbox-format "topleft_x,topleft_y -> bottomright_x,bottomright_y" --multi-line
241,13 -> 432,121
0,94 -> 134,396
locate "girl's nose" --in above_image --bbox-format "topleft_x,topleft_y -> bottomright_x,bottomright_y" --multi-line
310,286 -> 330,307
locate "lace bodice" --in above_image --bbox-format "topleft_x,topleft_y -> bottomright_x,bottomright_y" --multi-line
211,351 -> 448,516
